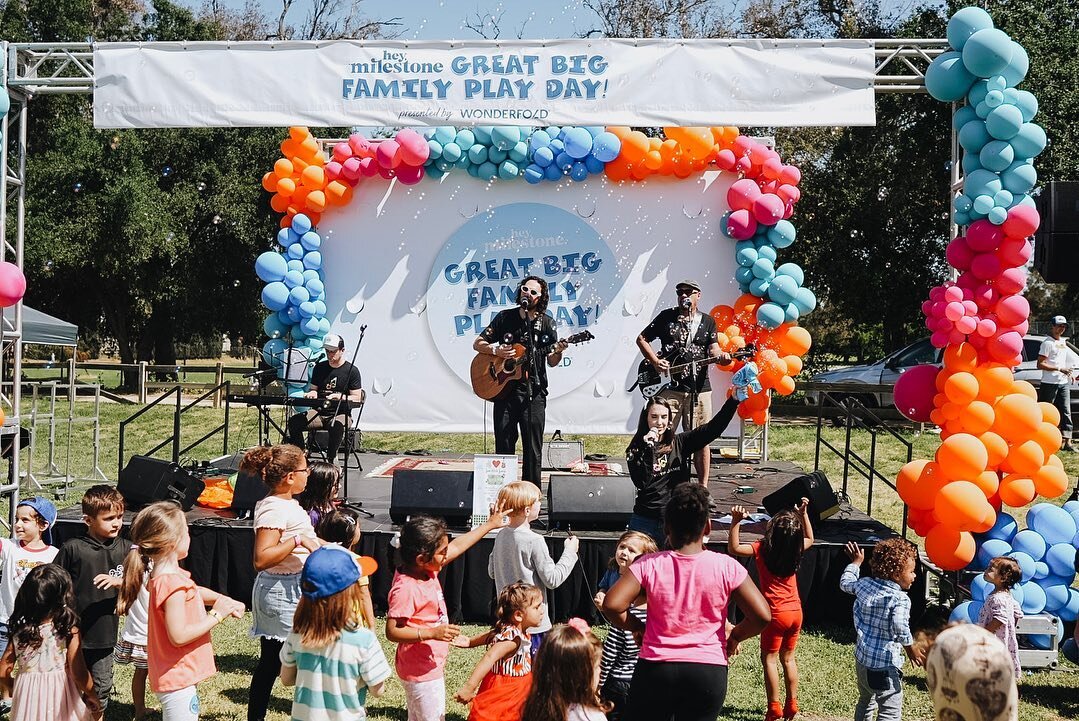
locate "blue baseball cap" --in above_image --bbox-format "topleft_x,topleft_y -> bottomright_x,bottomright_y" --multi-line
300,546 -> 360,599
17,496 -> 57,545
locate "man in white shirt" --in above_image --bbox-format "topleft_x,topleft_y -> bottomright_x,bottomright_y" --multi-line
1037,315 -> 1076,452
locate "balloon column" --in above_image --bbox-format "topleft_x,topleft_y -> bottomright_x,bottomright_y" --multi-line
894,7 -> 1055,571
257,124 -> 814,412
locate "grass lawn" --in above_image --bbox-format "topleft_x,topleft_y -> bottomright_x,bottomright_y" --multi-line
14,400 -> 1079,720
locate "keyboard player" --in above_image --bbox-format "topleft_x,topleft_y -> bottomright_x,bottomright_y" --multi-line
285,333 -> 364,461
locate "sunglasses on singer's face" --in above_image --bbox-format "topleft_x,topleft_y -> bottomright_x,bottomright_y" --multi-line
522,287 -> 541,296
676,288 -> 699,296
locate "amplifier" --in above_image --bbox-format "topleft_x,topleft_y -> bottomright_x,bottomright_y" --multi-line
542,432 -> 584,470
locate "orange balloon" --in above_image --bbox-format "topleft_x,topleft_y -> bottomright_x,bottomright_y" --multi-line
292,156 -> 310,173
1033,421 -> 1063,455
897,459 -> 930,503
998,474 -> 1036,507
604,156 -> 631,182
269,193 -> 290,213
936,433 -> 988,480
261,172 -> 278,192
925,525 -> 976,571
971,470 -> 1000,496
975,364 -> 1014,400
1033,464 -> 1069,498
276,177 -> 296,197
775,375 -> 796,396
935,481 -> 992,532
959,400 -> 994,435
1039,401 -> 1061,427
783,355 -> 803,376
325,180 -> 352,205
750,409 -> 769,426
644,150 -> 663,171
1012,380 -> 1038,399
943,343 -> 979,372
978,431 -> 1009,467
621,132 -> 650,162
297,136 -> 321,159
992,394 -> 1041,440
301,165 -> 326,190
280,138 -> 300,158
941,402 -> 962,422
289,126 -> 312,143
710,305 -> 735,329
904,461 -> 949,510
971,505 -> 997,534
908,507 -> 936,537
778,326 -> 812,356
1046,453 -> 1065,471
273,158 -> 294,178
1004,439 -> 1045,476
944,372 -> 979,404
929,409 -> 945,427
305,190 -> 327,213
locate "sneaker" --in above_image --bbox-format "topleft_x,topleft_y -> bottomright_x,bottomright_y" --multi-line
0,699 -> 10,716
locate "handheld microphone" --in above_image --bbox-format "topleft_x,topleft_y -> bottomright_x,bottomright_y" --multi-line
644,429 -> 659,447
681,298 -> 693,310
519,295 -> 531,308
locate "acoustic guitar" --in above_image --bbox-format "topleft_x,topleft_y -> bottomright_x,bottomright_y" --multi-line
630,344 -> 758,398
471,331 -> 595,401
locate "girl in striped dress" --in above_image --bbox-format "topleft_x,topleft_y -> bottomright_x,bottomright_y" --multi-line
454,583 -> 544,721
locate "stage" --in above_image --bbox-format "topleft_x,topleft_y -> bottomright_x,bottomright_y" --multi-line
53,453 -> 908,627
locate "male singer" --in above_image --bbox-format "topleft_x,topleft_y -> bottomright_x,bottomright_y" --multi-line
286,333 -> 364,460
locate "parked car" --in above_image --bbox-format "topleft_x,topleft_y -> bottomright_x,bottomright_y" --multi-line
805,335 -> 1079,414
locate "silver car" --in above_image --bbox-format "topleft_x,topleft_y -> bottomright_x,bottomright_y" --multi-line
806,335 -> 1079,413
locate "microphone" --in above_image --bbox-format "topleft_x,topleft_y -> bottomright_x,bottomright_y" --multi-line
643,429 -> 660,447
242,368 -> 276,379
519,295 -> 531,308
681,298 -> 693,310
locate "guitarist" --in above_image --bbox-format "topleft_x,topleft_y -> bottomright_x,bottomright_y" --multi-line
636,279 -> 731,489
473,276 -> 569,488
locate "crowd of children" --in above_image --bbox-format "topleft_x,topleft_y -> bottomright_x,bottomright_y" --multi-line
0,443 -> 1053,721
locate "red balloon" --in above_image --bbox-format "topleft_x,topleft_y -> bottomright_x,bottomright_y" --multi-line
1001,204 -> 1040,239
966,219 -> 1003,252
893,364 -> 940,422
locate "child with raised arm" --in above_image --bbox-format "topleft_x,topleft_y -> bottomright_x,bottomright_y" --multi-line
729,498 -> 814,721
977,556 -> 1024,679
841,539 -> 925,721
489,481 -> 578,653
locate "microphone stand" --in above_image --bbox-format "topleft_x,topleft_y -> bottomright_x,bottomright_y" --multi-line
520,299 -> 538,489
332,325 -> 369,511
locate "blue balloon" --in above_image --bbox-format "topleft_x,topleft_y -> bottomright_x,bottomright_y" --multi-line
979,139 -> 1014,172
563,127 -> 594,159
1001,42 -> 1029,88
783,303 -> 801,324
306,278 -> 325,298
554,152 -> 574,171
985,511 -> 1017,542
958,119 -> 991,153
261,282 -> 290,311
302,252 -> 322,271
1044,583 -> 1072,613
263,313 -> 289,340
287,242 -> 305,260
300,231 -> 321,251
569,161 -> 589,182
312,300 -> 327,317
523,164 -> 544,184
947,6 -> 994,51
948,600 -> 977,624
528,129 -> 552,153
985,104 -> 1024,140
1011,123 -> 1046,159
1031,505 -> 1078,545
1008,551 -> 1037,582
1033,560 -> 1051,580
283,269 -> 305,289
584,155 -> 605,174
255,251 -> 288,283
977,538 -> 1013,567
925,51 -> 976,102
1060,588 -> 1079,622
300,316 -> 321,336
962,28 -> 1015,78
970,574 -> 993,602
297,301 -> 316,318
768,275 -> 799,306
288,285 -> 310,305
757,302 -> 785,329
591,132 -> 621,162
533,146 -> 555,168
262,338 -> 287,364
1019,580 -> 1046,614
491,126 -> 520,151
1011,529 -> 1047,560
276,227 -> 296,247
549,138 -> 565,154
291,214 -> 312,235
1045,543 -> 1075,577
1062,500 -> 1079,514
543,164 -> 562,181
776,262 -> 804,285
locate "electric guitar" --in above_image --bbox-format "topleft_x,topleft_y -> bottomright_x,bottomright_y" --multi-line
630,344 -> 757,398
471,331 -> 595,401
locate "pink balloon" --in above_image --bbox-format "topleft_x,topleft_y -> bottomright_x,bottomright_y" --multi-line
969,333 -> 988,351
944,286 -> 964,303
931,301 -> 947,317
727,179 -> 762,212
929,286 -> 946,302
966,220 -> 1003,252
341,157 -> 362,182
0,261 -> 26,308
395,164 -> 425,185
931,331 -> 950,348
973,284 -> 998,309
921,300 -> 933,316
955,316 -> 977,335
752,194 -> 785,224
396,129 -> 430,166
948,330 -> 966,345
761,157 -> 783,179
1013,319 -> 1029,336
988,331 -> 1023,363
976,318 -> 997,337
996,237 -> 1032,268
725,209 -> 758,240
375,139 -> 402,169
358,157 -> 379,177
715,149 -> 737,171
377,165 -> 396,180
736,156 -> 753,173
946,237 -> 974,271
970,252 -> 1002,280
956,272 -> 978,289
996,267 -> 1027,295
962,300 -> 978,315
778,165 -> 801,185
1002,204 -> 1040,239
995,295 -> 1030,327
331,142 -> 353,162
324,161 -> 342,183
348,134 -> 372,157
776,184 -> 800,204
893,364 -> 940,422
945,301 -> 966,322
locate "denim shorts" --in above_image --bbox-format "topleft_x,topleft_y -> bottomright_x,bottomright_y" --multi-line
250,571 -> 301,641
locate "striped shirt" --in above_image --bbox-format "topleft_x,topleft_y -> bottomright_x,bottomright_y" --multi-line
280,627 -> 392,721
491,626 -> 532,677
840,563 -> 913,670
600,607 -> 648,686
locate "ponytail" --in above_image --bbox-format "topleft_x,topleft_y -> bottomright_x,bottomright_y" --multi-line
118,501 -> 187,614
116,544 -> 147,616
241,444 -> 306,490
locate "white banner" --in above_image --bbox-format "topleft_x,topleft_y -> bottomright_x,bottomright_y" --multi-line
319,172 -> 741,434
93,39 -> 875,129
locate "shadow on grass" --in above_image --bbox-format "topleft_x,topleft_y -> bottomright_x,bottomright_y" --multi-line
219,687 -> 291,717
805,623 -> 856,645
1022,674 -> 1079,719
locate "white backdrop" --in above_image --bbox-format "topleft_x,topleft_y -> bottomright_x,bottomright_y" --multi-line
320,172 -> 740,434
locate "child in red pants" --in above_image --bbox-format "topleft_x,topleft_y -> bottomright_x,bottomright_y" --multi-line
730,499 -> 814,721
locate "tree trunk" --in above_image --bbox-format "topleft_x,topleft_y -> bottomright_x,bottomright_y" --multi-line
101,298 -> 139,390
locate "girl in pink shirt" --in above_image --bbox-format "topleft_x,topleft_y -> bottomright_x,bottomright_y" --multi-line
603,483 -> 771,721
117,502 -> 245,721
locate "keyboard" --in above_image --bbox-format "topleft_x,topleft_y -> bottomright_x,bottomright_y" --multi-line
226,394 -> 359,413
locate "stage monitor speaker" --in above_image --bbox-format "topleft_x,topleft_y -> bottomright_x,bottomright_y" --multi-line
547,475 -> 635,531
762,470 -> 840,526
118,455 -> 206,511
230,470 -> 269,516
542,437 -> 585,470
390,469 -> 474,525
1034,182 -> 1079,283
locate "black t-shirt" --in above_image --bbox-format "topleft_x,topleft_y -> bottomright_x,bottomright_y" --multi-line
640,308 -> 718,392
480,308 -> 558,395
54,533 -> 128,649
311,360 -> 362,398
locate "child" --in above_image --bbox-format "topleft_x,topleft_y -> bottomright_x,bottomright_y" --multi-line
243,444 -> 323,721
297,461 -> 341,528
316,508 -> 377,630
841,539 -> 926,721
977,556 -> 1024,678
0,495 -> 59,711
114,568 -> 150,721
386,504 -> 508,721
0,565 -> 100,721
602,483 -> 771,721
55,484 -> 128,713
279,545 -> 391,721
519,620 -> 609,721
596,531 -> 657,720
118,501 -> 245,720
453,582 -> 544,721
592,531 -> 655,608
729,498 -> 814,721
489,481 -> 579,652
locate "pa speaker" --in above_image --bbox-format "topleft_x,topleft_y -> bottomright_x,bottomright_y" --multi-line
1034,182 -> 1079,283
547,475 -> 635,531
390,469 -> 473,525
118,455 -> 206,511
762,470 -> 839,526
230,470 -> 269,516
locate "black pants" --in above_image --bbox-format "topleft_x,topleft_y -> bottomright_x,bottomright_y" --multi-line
248,637 -> 284,721
624,659 -> 729,721
286,410 -> 347,460
493,389 -> 546,486
82,646 -> 114,710
603,676 -> 632,721
1038,382 -> 1073,439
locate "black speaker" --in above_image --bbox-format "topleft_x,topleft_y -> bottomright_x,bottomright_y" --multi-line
546,475 -> 635,531
230,470 -> 269,515
390,469 -> 473,525
118,456 -> 206,511
762,471 -> 839,526
1034,182 -> 1079,283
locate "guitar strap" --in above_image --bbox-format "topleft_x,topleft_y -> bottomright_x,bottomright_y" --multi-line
684,312 -> 702,352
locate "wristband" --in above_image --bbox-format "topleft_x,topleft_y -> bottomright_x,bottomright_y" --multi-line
209,609 -> 222,621
416,628 -> 422,641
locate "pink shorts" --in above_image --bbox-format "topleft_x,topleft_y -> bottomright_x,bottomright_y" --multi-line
401,677 -> 446,721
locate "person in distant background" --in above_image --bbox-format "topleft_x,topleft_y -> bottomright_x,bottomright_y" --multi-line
286,334 -> 364,462
1037,315 -> 1075,452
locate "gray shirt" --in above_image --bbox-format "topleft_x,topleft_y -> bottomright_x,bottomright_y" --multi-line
488,524 -> 578,633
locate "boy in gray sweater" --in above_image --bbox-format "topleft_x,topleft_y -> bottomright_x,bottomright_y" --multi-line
489,481 -> 579,651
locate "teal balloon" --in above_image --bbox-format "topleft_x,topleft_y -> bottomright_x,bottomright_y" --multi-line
263,313 -> 289,339
965,168 -> 1003,198
432,126 -> 455,144
509,142 -> 529,163
767,220 -> 796,248
0,91 -> 9,117
962,29 -> 1014,78
478,161 -> 498,181
967,80 -> 990,107
454,129 -> 475,148
757,302 -> 785,329
961,152 -> 982,174
1001,42 -> 1029,87
993,189 -> 1013,207
987,206 -> 1007,225
255,251 -> 288,282
261,282 -> 290,311
784,303 -> 801,323
973,194 -> 995,215
974,100 -> 992,119
954,194 -> 973,212
472,126 -> 492,144
1001,160 -> 1037,194
947,6 -> 994,51
979,139 -> 1014,172
426,139 -> 443,161
749,277 -> 771,297
468,144 -> 489,164
955,210 -> 972,226
491,126 -> 520,151
498,160 -> 520,180
768,274 -> 798,305
953,105 -> 978,131
1007,89 -> 1038,122
925,52 -> 976,102
735,267 -> 754,285
984,89 -> 1004,108
1011,123 -> 1046,159
793,286 -> 816,314
751,257 -> 775,280
985,104 -> 1024,140
736,246 -> 759,267
757,245 -> 777,264
776,262 -> 804,285
488,147 -> 508,164
263,338 -> 288,363
426,165 -> 445,180
958,119 -> 991,153
441,141 -> 462,163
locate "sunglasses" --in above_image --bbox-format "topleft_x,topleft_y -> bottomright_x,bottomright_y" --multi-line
522,287 -> 541,296
676,288 -> 699,296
